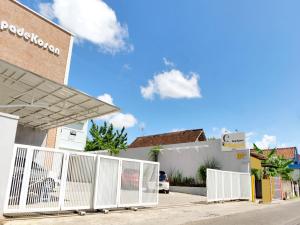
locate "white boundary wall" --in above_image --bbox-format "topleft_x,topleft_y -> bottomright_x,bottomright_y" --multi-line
118,140 -> 250,179
3,144 -> 159,214
206,169 -> 251,202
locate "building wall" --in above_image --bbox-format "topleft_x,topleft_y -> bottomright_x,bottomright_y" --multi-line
250,156 -> 262,170
118,139 -> 250,179
0,0 -> 72,84
55,121 -> 89,151
15,124 -> 47,146
0,1 -> 74,148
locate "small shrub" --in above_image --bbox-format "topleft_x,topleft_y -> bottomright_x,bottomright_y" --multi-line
197,158 -> 221,186
169,170 -> 183,186
169,170 -> 202,187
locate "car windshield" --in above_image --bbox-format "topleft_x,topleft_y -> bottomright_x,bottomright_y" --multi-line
159,173 -> 167,181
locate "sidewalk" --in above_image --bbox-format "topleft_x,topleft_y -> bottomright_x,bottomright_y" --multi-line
1,195 -> 300,225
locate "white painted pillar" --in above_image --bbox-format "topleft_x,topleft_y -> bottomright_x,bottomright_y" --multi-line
0,112 -> 19,215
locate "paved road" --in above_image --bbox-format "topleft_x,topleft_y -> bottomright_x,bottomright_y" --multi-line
2,193 -> 300,225
186,201 -> 300,225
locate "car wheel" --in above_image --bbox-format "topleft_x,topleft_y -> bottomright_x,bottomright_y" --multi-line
166,190 -> 169,194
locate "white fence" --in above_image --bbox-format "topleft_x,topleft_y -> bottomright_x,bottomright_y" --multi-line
3,144 -> 159,214
206,169 -> 251,202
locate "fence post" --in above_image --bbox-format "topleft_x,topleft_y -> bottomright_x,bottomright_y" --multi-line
214,170 -> 218,201
59,152 -> 69,210
19,147 -> 34,210
238,174 -> 241,199
92,155 -> 100,209
156,163 -> 160,204
222,171 -> 225,200
116,159 -> 122,207
230,173 -> 233,200
139,162 -> 143,204
3,144 -> 18,212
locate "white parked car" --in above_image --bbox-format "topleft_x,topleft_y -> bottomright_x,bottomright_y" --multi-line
159,171 -> 169,194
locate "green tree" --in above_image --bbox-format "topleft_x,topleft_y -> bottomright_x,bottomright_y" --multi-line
85,120 -> 127,156
148,146 -> 161,162
253,144 -> 293,180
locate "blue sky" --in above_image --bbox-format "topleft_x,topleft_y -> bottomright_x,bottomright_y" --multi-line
21,0 -> 300,149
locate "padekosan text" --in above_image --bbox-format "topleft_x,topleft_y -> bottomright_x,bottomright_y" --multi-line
0,20 -> 60,56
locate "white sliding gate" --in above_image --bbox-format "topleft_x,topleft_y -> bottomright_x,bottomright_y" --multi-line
206,169 -> 251,202
3,144 -> 159,214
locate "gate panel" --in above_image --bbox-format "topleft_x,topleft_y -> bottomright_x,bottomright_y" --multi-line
206,169 -> 217,201
142,162 -> 159,204
25,149 -> 64,210
7,147 -> 27,210
223,172 -> 231,200
207,169 -> 251,202
119,160 -> 141,206
4,144 -> 159,214
63,154 -> 95,210
216,171 -> 223,200
94,156 -> 119,208
231,173 -> 240,199
240,173 -> 251,199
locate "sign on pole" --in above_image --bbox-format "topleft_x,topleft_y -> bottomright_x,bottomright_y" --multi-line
222,132 -> 246,151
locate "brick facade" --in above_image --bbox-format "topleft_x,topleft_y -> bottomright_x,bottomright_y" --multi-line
0,0 -> 72,148
0,0 -> 71,84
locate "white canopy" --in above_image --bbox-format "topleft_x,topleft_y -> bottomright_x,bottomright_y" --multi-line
0,59 -> 119,130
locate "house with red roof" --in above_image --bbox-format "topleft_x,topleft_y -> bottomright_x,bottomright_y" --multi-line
250,147 -> 298,161
251,147 -> 300,180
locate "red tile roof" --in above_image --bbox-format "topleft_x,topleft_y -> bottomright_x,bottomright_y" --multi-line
129,129 -> 206,148
250,147 -> 297,160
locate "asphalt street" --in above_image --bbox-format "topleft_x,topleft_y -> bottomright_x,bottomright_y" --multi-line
186,200 -> 300,225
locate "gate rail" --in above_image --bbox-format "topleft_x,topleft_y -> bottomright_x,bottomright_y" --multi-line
3,144 -> 159,214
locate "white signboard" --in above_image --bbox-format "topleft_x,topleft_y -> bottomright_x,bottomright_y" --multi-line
222,132 -> 246,151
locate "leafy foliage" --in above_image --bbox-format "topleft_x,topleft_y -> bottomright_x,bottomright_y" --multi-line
251,168 -> 263,180
253,144 -> 293,180
85,120 -> 127,156
197,158 -> 221,186
148,146 -> 161,162
169,170 -> 183,186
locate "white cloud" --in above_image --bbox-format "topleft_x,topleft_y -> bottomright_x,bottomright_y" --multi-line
163,57 -> 175,67
254,134 -> 277,149
141,69 -> 201,100
97,94 -> 137,128
97,93 -> 114,105
212,127 -> 220,132
38,0 -> 131,54
122,64 -> 131,70
107,113 -> 137,129
245,132 -> 256,148
38,3 -> 55,20
221,127 -> 231,134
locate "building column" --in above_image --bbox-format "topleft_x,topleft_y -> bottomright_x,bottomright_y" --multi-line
0,112 -> 19,215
